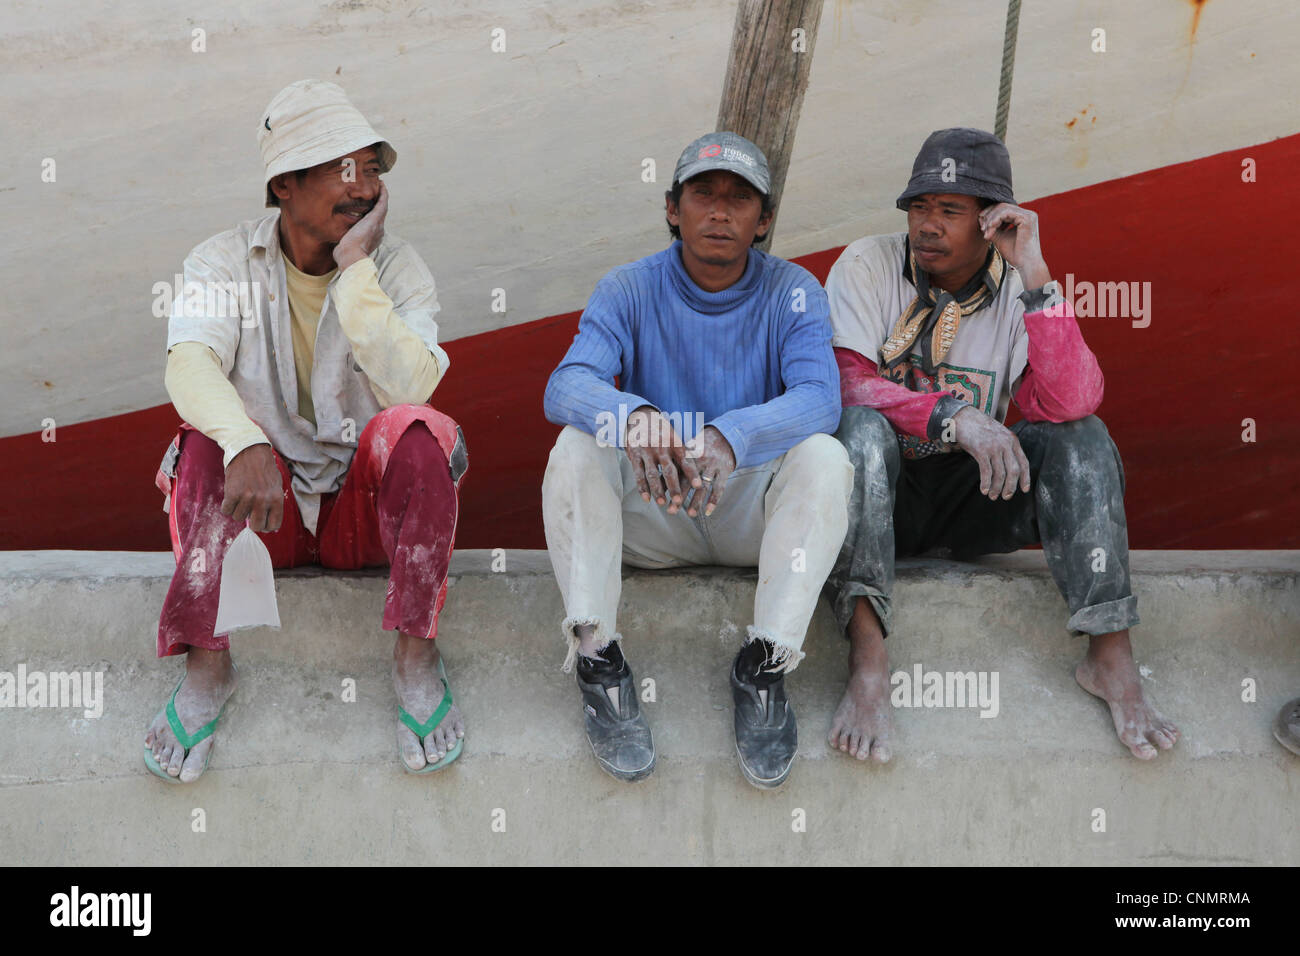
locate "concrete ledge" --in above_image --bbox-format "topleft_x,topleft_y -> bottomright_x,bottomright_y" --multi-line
1,549 -> 1297,865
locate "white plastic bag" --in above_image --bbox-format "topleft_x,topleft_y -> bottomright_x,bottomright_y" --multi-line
214,526 -> 281,633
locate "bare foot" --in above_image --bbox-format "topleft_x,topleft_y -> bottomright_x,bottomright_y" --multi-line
144,647 -> 238,783
1074,630 -> 1179,760
393,632 -> 465,771
829,598 -> 894,763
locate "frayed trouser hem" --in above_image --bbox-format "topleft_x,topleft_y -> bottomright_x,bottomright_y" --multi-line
1067,595 -> 1140,637
744,625 -> 805,675
559,616 -> 622,673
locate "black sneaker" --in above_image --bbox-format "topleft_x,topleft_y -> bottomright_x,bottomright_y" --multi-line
730,640 -> 798,789
575,641 -> 655,782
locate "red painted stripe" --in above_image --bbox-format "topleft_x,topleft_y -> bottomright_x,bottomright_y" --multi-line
4,133 -> 1298,551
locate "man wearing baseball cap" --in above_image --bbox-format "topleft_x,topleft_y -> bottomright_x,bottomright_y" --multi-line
822,127 -> 1179,764
145,79 -> 469,782
541,131 -> 853,788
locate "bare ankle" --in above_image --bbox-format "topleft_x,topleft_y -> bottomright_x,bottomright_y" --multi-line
1085,630 -> 1133,665
186,647 -> 235,680
394,631 -> 438,659
847,617 -> 888,673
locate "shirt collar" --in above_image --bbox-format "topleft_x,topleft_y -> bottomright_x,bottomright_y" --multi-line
250,211 -> 282,255
250,211 -> 342,286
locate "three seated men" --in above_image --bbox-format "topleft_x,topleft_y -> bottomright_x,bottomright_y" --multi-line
150,94 -> 1177,788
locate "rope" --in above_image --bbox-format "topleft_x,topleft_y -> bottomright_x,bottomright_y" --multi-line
994,0 -> 1022,142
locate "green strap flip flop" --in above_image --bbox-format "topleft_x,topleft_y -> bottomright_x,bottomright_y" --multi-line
398,657 -> 463,774
143,674 -> 229,784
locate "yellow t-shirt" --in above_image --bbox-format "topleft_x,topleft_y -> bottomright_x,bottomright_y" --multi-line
283,257 -> 337,428
165,257 -> 444,468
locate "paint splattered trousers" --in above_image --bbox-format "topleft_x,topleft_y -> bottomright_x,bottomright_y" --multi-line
154,405 -> 466,657
823,405 -> 1139,640
541,425 -> 854,673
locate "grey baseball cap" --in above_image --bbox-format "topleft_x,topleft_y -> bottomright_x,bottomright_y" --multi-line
673,131 -> 771,194
895,127 -> 1015,210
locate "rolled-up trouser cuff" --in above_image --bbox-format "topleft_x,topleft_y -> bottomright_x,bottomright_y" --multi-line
829,581 -> 893,640
1066,595 -> 1140,637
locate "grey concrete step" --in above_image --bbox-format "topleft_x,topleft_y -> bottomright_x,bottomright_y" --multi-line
0,549 -> 1296,865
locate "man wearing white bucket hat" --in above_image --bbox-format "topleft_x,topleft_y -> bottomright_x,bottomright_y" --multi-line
146,79 -> 469,782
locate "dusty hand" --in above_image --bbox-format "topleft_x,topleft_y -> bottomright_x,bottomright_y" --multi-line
951,405 -> 1031,501
333,181 -> 389,271
978,202 -> 1051,290
683,425 -> 736,517
222,443 -> 284,533
624,406 -> 703,514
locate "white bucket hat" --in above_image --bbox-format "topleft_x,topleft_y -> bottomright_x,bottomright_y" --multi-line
259,79 -> 396,207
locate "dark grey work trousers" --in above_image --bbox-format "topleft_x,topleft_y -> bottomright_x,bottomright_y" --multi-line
823,405 -> 1139,640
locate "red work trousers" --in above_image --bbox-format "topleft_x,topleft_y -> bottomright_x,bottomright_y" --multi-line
154,405 -> 465,657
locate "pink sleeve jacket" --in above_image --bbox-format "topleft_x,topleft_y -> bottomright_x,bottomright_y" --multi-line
836,299 -> 1104,439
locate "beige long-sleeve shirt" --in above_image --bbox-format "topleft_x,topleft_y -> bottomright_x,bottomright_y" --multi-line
165,255 -> 443,469
166,212 -> 449,535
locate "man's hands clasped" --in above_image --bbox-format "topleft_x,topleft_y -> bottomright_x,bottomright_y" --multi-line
624,405 -> 736,517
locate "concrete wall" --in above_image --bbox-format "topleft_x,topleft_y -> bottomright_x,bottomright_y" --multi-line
1,549 -> 1296,865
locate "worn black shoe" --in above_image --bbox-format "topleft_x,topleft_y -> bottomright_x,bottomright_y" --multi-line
575,641 -> 655,782
730,640 -> 798,789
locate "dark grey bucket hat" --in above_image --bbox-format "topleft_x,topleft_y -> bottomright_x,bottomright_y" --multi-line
895,127 -> 1016,210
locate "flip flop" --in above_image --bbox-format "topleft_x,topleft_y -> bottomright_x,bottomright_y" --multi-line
143,673 -> 231,784
1273,696 -> 1300,756
398,656 -> 463,774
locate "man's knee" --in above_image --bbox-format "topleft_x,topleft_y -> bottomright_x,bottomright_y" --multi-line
388,419 -> 442,464
1023,415 -> 1125,492
179,429 -> 225,469
1021,413 -> 1111,448
783,433 -> 854,499
544,426 -> 614,489
368,403 -> 426,426
382,424 -> 458,507
1022,415 -> 1120,466
834,405 -> 898,479
175,430 -> 229,499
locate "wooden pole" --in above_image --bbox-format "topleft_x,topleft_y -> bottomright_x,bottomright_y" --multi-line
715,0 -> 824,250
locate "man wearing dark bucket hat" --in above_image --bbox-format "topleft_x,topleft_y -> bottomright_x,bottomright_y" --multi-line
542,132 -> 852,788
822,128 -> 1179,763
145,80 -> 469,782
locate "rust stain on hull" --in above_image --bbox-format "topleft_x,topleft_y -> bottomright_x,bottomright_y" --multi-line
1188,0 -> 1209,42
1066,104 -> 1095,130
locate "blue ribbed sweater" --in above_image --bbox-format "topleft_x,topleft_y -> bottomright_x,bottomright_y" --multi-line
543,241 -> 841,468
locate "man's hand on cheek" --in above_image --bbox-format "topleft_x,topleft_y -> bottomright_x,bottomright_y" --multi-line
978,202 -> 1051,290
333,180 -> 389,271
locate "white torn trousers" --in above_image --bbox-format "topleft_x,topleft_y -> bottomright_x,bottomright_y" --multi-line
541,425 -> 854,673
